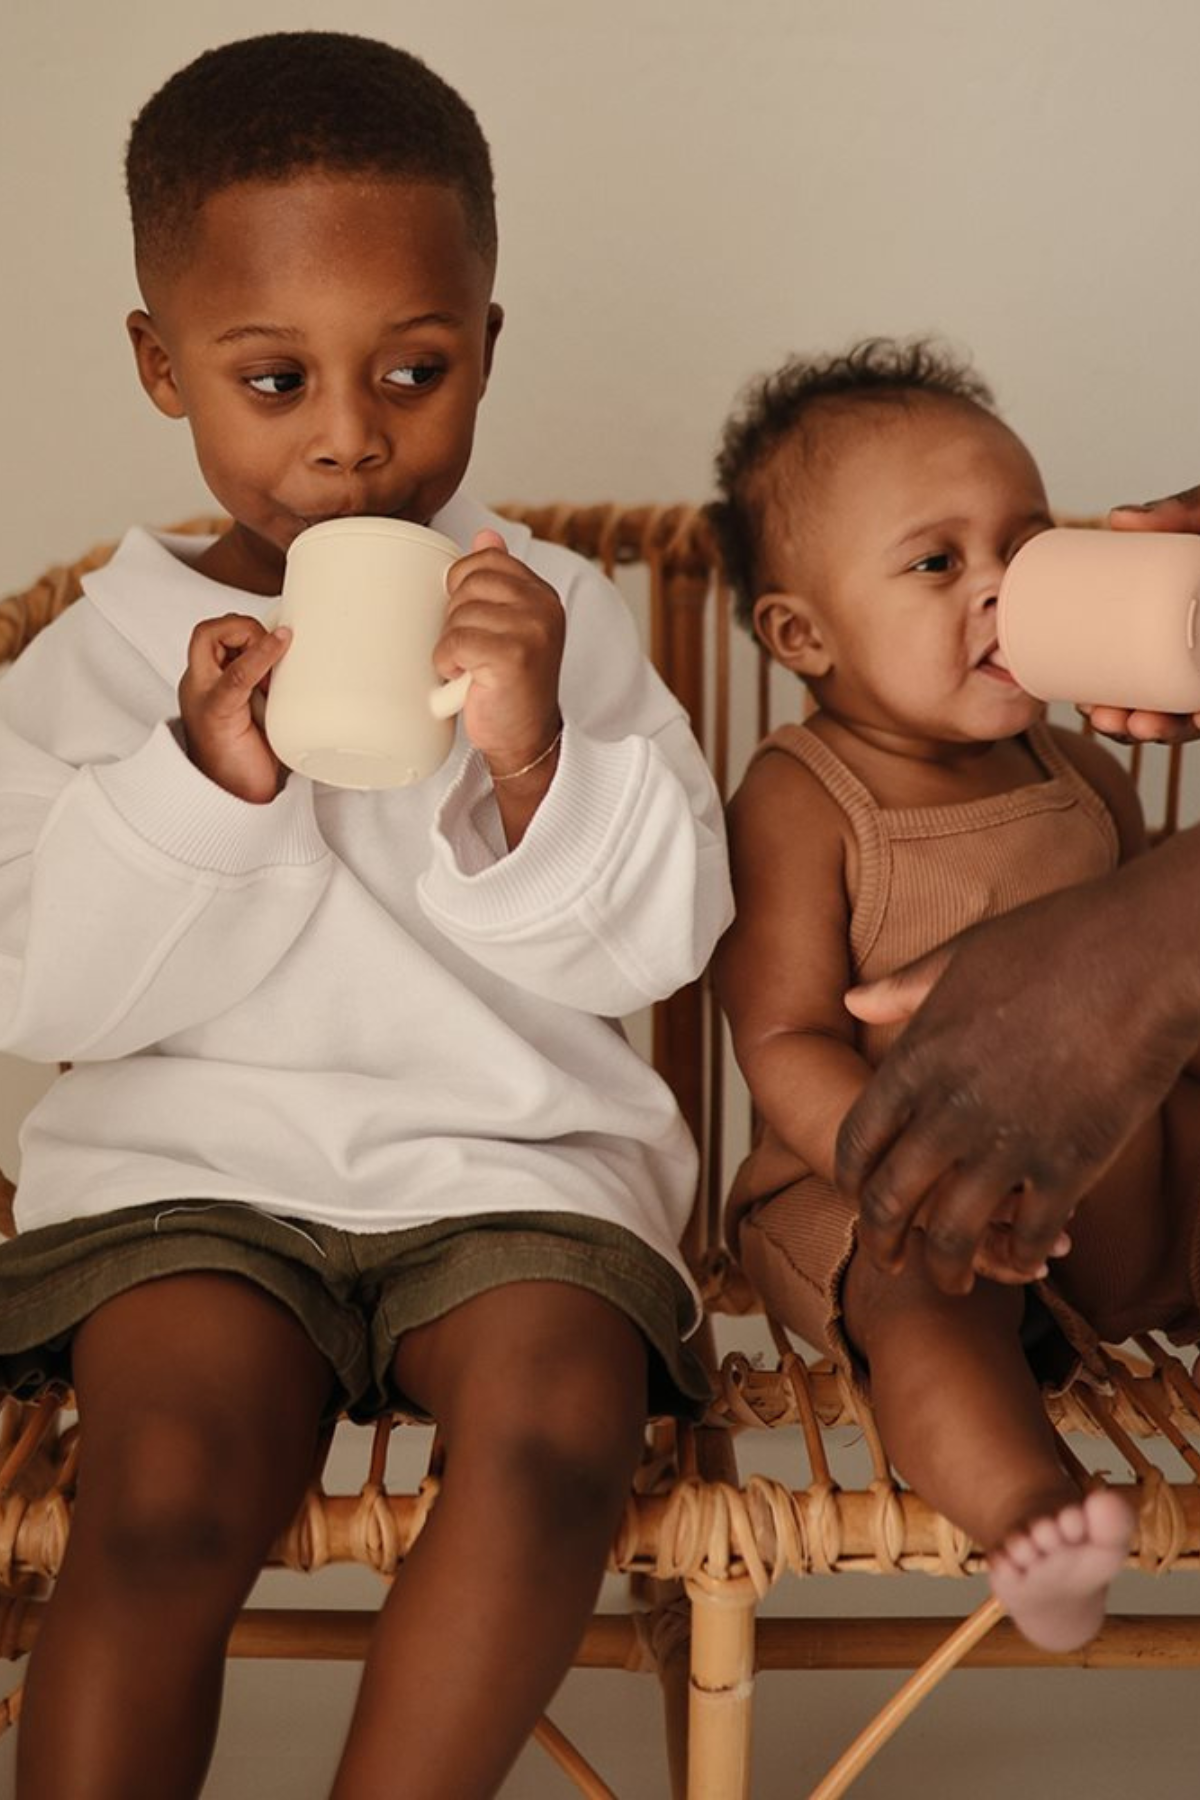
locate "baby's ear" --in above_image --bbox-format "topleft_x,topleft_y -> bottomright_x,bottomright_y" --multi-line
126,310 -> 187,420
752,592 -> 833,678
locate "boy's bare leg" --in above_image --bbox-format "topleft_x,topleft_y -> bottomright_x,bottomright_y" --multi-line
17,1273 -> 333,1800
844,1243 -> 1131,1650
330,1282 -> 648,1800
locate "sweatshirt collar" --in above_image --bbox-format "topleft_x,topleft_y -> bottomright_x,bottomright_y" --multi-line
78,493 -> 530,692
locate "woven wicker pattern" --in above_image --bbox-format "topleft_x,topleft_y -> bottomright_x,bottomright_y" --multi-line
2,507 -> 1199,1799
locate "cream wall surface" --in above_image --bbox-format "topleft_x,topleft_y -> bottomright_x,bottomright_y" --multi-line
5,0 -> 1200,603
5,4 -> 1200,1795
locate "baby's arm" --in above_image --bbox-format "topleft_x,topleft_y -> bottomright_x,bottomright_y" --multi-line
1047,724 -> 1148,863
1052,724 -> 1200,1083
714,748 -> 870,1182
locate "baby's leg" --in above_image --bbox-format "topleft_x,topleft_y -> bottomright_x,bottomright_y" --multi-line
844,1243 -> 1130,1650
330,1282 -> 648,1800
16,1273 -> 332,1800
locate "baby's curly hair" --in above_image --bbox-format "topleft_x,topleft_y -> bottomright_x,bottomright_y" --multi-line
126,31 -> 497,283
708,337 -> 998,628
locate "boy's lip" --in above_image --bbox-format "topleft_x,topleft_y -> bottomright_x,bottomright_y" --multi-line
292,504 -> 408,529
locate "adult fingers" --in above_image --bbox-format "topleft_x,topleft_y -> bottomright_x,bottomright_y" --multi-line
842,942 -> 953,1027
1108,485 -> 1200,533
835,1081 -> 952,1273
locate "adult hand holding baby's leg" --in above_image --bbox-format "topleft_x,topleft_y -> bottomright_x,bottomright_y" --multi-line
836,839 -> 1200,1295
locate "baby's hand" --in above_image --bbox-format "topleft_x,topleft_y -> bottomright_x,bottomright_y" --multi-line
440,529 -> 564,777
178,614 -> 292,804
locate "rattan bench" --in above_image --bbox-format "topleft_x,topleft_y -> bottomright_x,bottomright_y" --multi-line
2,505 -> 1200,1799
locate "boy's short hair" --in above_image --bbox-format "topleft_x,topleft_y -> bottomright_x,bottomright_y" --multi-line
126,31 -> 497,284
708,337 -> 997,627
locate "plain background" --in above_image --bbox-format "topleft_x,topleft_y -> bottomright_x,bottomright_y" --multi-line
5,1 -> 1200,1793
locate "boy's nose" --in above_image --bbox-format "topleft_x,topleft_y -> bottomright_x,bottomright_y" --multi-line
308,395 -> 389,473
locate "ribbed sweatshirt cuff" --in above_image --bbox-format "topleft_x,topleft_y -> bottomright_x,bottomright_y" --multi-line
422,723 -> 647,932
91,721 -> 329,875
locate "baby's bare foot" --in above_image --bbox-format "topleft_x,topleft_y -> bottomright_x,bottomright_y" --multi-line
988,1489 -> 1133,1652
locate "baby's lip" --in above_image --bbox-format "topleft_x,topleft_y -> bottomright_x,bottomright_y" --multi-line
978,639 -> 1010,672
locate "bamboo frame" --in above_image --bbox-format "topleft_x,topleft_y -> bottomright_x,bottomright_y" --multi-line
2,508 -> 1199,1799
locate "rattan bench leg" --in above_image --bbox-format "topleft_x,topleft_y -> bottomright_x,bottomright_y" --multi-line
685,1574 -> 757,1800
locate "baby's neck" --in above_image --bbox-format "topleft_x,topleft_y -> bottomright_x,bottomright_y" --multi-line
805,711 -> 1044,809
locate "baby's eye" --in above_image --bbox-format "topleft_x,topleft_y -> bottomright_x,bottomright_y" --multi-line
245,370 -> 304,397
910,552 -> 953,574
385,362 -> 443,390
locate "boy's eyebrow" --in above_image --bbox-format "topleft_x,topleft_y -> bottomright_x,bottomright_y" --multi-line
212,313 -> 466,346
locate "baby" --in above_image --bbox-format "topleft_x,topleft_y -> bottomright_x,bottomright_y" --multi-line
710,336 -> 1200,1651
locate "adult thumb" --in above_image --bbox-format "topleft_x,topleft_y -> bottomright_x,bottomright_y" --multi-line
844,943 -> 953,1026
1109,485 -> 1200,534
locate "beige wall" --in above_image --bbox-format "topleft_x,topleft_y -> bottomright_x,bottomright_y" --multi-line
5,0 -> 1200,606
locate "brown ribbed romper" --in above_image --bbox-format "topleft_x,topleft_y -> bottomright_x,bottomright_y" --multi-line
727,720 -> 1200,1391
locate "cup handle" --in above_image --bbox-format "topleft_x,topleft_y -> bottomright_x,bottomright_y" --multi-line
429,671 -> 472,720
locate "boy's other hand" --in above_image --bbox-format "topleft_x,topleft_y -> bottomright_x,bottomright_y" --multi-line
1087,486 -> 1200,745
179,615 -> 292,804
440,529 -> 564,777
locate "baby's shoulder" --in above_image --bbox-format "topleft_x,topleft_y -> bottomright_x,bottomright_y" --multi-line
1042,722 -> 1147,857
728,732 -> 855,849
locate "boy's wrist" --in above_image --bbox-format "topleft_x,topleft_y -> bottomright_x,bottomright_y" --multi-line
486,724 -> 563,786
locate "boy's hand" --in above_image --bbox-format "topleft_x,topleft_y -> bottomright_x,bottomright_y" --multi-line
179,615 -> 292,804
440,530 -> 564,776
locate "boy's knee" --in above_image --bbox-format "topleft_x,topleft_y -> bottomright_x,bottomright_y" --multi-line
77,1407 -> 298,1588
450,1373 -> 645,1530
482,1418 -> 641,1532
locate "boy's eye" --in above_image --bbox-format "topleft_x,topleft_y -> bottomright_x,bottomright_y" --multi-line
245,370 -> 304,397
385,362 -> 443,390
910,552 -> 953,574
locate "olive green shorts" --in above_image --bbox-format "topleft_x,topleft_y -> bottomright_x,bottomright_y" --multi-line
0,1201 -> 712,1422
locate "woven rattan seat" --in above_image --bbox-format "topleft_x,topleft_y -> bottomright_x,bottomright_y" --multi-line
2,506 -> 1200,1798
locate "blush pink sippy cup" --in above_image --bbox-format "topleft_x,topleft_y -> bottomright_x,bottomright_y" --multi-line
997,527 -> 1200,714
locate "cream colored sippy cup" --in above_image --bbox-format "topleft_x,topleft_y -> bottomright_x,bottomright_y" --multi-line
264,517 -> 469,789
997,527 -> 1200,714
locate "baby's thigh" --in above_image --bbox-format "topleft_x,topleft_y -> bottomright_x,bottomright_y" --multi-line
736,1175 -> 858,1369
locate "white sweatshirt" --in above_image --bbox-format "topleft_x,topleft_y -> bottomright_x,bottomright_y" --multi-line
0,492 -> 732,1319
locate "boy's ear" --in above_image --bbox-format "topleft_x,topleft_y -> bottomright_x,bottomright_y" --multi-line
478,303 -> 504,397
752,591 -> 833,678
126,310 -> 187,420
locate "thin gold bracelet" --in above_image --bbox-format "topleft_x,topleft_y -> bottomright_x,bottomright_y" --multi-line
489,729 -> 563,784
